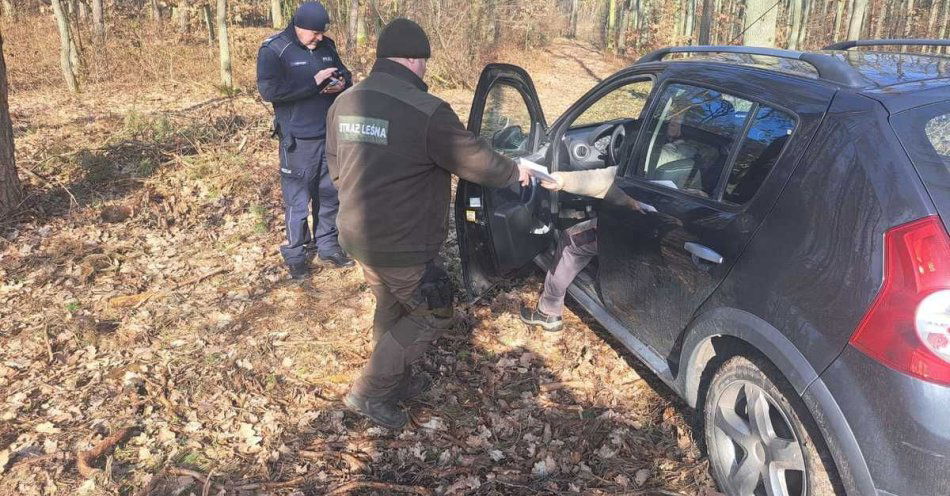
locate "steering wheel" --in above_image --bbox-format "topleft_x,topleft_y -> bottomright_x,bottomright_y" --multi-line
608,124 -> 627,167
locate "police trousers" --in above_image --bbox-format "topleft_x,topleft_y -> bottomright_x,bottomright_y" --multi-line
278,136 -> 341,267
352,261 -> 455,399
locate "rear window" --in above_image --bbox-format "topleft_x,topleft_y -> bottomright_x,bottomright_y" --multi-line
892,101 -> 950,230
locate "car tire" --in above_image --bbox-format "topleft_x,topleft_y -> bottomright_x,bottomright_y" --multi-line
703,355 -> 840,496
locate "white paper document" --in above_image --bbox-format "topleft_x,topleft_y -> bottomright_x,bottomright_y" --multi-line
518,158 -> 558,183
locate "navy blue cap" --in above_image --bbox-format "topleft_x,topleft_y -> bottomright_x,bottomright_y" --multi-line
293,1 -> 330,32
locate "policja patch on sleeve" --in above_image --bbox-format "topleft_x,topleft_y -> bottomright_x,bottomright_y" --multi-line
338,116 -> 390,145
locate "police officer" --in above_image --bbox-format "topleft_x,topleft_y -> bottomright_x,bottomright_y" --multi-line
257,1 -> 354,279
327,19 -> 530,429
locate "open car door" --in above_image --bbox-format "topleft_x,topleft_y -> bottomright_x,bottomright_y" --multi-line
455,64 -> 552,297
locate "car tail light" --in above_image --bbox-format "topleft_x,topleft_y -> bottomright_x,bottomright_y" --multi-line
850,216 -> 950,386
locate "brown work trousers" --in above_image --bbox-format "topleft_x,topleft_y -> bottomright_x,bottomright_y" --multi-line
352,262 -> 454,398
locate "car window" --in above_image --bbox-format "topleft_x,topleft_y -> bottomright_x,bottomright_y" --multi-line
633,83 -> 752,198
479,83 -> 533,157
570,80 -> 653,128
722,105 -> 796,204
892,101 -> 950,231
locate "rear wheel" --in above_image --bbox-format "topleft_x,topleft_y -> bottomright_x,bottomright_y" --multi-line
703,355 -> 839,496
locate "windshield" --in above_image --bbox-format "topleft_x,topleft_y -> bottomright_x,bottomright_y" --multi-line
892,101 -> 950,231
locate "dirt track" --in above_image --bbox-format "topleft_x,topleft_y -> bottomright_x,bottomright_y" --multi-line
1,38 -> 714,495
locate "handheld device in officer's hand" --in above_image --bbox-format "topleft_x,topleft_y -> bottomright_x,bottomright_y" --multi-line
317,70 -> 345,93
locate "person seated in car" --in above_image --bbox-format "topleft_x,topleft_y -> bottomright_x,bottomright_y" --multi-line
520,166 -> 648,332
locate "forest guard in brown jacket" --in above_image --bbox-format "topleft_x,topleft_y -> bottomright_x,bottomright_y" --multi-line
327,18 -> 530,429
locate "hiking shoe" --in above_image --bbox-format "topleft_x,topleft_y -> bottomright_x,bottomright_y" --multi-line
343,392 -> 409,429
389,372 -> 432,403
288,262 -> 310,280
520,304 -> 564,332
319,252 -> 355,268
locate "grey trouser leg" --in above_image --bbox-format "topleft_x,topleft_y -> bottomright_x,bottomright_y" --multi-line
278,137 -> 341,267
353,262 -> 455,399
538,220 -> 598,316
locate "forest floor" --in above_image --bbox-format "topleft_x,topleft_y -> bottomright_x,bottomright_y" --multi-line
1,28 -> 717,495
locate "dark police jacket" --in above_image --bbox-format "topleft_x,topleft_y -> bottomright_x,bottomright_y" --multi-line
327,59 -> 519,267
256,25 -> 352,139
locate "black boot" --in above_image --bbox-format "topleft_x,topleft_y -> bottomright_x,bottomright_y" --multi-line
288,262 -> 310,280
344,392 -> 409,429
319,251 -> 355,268
388,372 -> 432,403
520,304 -> 564,332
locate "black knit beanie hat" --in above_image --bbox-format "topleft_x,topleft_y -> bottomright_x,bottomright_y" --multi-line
293,1 -> 330,31
376,18 -> 431,59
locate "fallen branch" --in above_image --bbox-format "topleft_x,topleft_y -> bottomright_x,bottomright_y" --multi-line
326,481 -> 432,496
77,426 -> 134,478
18,164 -> 79,208
132,268 -> 228,309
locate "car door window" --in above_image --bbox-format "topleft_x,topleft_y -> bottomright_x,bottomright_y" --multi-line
635,83 -> 752,198
479,84 -> 533,157
722,105 -> 795,204
571,80 -> 653,128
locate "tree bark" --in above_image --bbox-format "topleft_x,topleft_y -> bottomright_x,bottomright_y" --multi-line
347,0 -> 358,58
903,0 -> 915,37
942,0 -> 950,54
51,0 -> 79,92
606,0 -> 618,50
788,0 -> 801,49
847,0 -> 868,39
833,0 -> 846,40
617,0 -> 630,51
92,0 -> 104,39
203,3 -> 215,45
699,0 -> 713,43
743,0 -> 779,46
684,0 -> 696,42
271,0 -> 283,28
217,0 -> 231,89
569,0 -> 579,38
0,31 -> 23,218
178,0 -> 189,33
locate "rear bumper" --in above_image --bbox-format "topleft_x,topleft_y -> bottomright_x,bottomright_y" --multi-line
816,345 -> 950,496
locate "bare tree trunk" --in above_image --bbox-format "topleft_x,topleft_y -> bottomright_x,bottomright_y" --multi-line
203,3 -> 215,45
347,0 -> 358,58
51,0 -> 79,92
0,32 -> 23,218
788,0 -> 802,48
685,0 -> 696,42
799,0 -> 812,48
179,0 -> 190,33
942,0 -> 950,54
903,0 -> 915,37
78,0 -> 88,21
569,0 -> 579,38
271,0 -> 282,28
217,0 -> 231,89
617,0 -> 630,51
1,0 -> 14,18
606,0 -> 618,50
92,0 -> 104,39
848,0 -> 868,39
833,0 -> 846,39
699,0 -> 713,43
872,0 -> 885,37
743,0 -> 780,46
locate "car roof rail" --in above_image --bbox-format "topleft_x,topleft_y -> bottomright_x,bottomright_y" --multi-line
636,45 -> 868,88
824,39 -> 950,50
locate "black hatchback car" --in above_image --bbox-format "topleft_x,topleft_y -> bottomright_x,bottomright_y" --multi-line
455,40 -> 950,496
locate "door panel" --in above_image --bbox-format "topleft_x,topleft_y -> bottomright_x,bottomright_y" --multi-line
598,69 -> 835,357
455,64 -> 551,296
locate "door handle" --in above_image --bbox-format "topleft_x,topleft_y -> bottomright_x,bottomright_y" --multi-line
684,242 -> 723,264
